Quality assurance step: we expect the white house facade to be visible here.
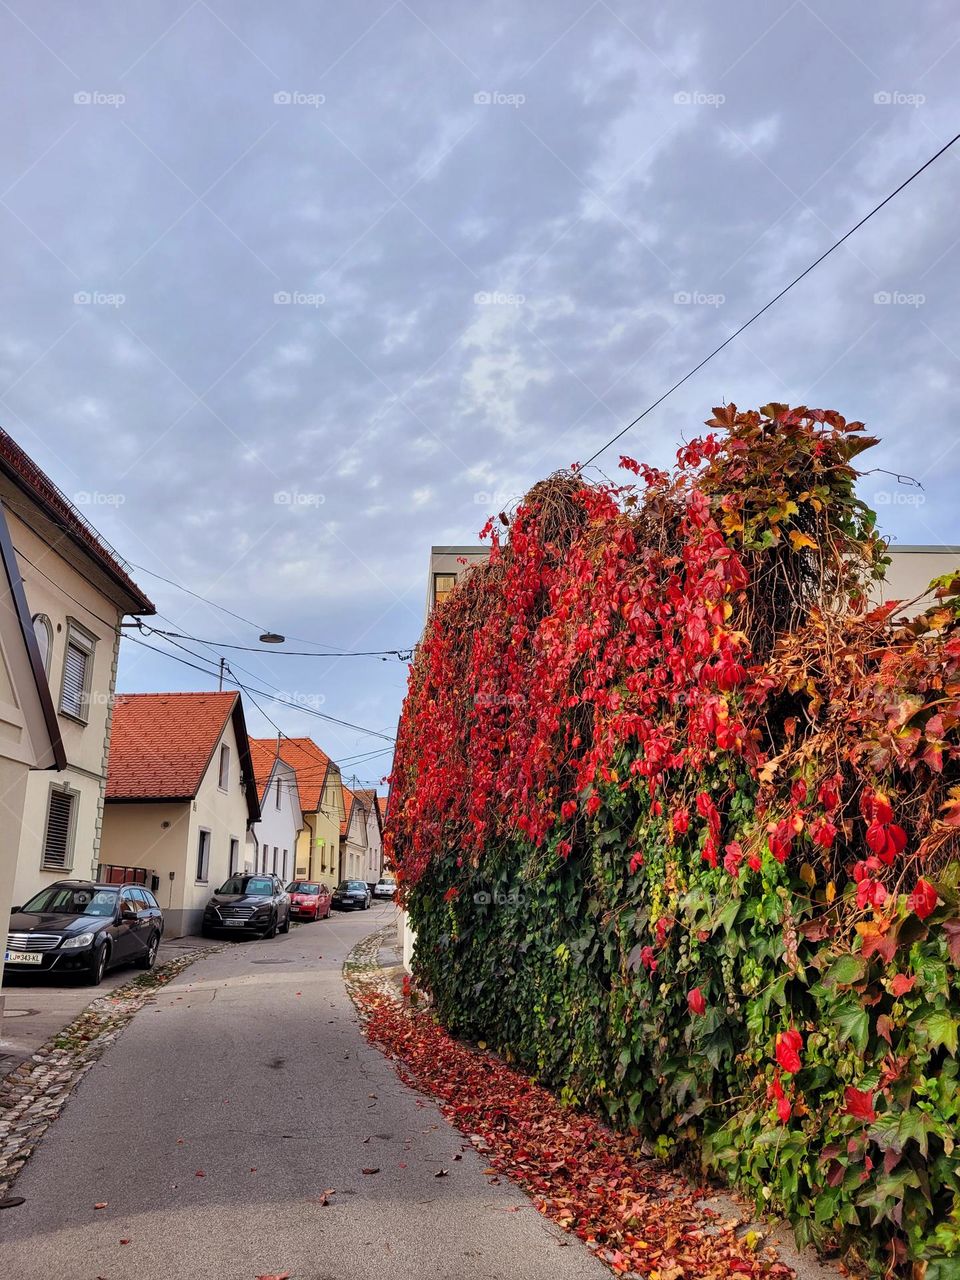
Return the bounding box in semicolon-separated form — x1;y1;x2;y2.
247;739;303;883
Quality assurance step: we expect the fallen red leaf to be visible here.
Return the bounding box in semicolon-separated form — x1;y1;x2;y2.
93;1202;108;1210
361;1167;380;1175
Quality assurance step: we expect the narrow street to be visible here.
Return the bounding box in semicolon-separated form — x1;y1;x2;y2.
0;905;606;1280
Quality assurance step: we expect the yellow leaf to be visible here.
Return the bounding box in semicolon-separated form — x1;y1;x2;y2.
789;530;817;551
799;862;816;887
826;880;836;903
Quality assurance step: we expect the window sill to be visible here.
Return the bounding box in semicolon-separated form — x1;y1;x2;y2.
59;709;90;727
41;864;73;874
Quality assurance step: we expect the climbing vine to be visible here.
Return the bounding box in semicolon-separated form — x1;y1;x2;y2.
387;404;960;1277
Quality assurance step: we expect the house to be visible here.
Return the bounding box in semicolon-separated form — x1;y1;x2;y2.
100;692;261;936
354;788;384;886
0;428;154;911
427;545;489;616
339;785;366;882
271;737;344;884
880;546;960;610
247;738;303;882
0;500;66;1005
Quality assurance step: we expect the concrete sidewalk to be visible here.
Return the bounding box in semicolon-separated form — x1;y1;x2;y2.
0;934;210;1075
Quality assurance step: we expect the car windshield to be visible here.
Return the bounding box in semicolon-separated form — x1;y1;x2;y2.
288;883;319;894
377;880;394;887
19;886;118;918
338;880;366;891
217;876;273;896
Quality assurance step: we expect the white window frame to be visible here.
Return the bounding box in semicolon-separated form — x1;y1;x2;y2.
32;613;53;676
40;783;79;872
218;744;230;792
58;618;97;723
229;837;240;876
196;827;212;883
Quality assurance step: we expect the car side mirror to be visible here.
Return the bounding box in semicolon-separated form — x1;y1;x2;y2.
10;905;22;914
120;908;137;921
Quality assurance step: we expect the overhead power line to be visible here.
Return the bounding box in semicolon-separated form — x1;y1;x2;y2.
125;634;395;742
133;622;412;660
580;129;960;470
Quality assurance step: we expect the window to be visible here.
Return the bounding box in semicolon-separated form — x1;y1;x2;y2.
59;621;96;721
281;849;288;879
218;744;230;791
272;846;278;874
41;786;78;871
196;828;211;882
32;613;53;675
275;777;282;809
229;837;240;876
433;572;457;608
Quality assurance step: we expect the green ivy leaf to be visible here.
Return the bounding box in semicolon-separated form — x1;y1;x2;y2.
833;1000;870;1053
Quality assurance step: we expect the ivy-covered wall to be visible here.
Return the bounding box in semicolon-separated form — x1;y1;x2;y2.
389;406;960;1277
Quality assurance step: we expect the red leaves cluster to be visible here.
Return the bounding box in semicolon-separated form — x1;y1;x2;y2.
359;990;793;1279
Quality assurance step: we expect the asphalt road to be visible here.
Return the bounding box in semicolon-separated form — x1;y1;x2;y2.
0;903;607;1280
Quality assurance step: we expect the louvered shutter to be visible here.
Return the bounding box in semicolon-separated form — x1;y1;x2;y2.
42;790;75;869
61;642;88;718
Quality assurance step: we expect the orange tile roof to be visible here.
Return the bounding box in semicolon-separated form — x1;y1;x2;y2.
0;425;154;614
247;738;284;804
340;784;355;837
273;737;332;813
107;692;240;800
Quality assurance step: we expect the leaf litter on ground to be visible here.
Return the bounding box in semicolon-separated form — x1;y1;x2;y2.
357;989;795;1280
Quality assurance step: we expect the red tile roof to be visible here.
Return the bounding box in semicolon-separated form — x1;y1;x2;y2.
247;738;282;804
107;692;240;800
0;426;154;614
340;784;356;838
273;737;332;813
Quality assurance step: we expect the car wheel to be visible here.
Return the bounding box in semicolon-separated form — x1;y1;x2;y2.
263;912;278;940
137;932;160;970
279;910;290;934
87;943;108;986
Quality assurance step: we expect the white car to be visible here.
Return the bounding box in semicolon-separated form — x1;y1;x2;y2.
373;878;397;899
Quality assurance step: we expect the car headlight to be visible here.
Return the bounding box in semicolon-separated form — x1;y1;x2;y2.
61;932;95;950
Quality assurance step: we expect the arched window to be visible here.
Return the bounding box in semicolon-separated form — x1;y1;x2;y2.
32;613;53;676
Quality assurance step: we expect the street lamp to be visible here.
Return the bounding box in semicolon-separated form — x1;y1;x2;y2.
259;632;285;644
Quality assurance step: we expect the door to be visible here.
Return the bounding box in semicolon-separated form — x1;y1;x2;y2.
130;888;155;955
113;892;141;962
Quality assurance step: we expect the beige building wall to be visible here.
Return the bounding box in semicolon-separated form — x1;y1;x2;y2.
8;511;125;907
101;713;251;936
295;769;344;883
361;802;383;885
880;547;960;613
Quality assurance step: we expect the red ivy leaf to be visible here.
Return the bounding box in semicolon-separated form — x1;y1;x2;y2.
889;973;916;998
844;1086;877;1123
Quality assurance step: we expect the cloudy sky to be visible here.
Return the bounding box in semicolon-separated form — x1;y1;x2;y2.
3;1;959;786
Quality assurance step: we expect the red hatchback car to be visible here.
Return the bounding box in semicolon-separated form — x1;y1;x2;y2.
286;881;332;921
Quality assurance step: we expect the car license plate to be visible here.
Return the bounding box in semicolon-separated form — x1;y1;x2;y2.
5;950;43;965
224;919;246;927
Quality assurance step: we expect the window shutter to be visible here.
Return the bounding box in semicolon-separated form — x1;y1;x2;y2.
61;643;87;717
42;790;75;869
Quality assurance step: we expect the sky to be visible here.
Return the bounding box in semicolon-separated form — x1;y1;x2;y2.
3;1;960;788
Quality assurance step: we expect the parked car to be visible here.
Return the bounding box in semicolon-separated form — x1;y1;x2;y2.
373;877;397;899
6;881;164;985
331;879;371;911
286;881;332;921
202;874;290;938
